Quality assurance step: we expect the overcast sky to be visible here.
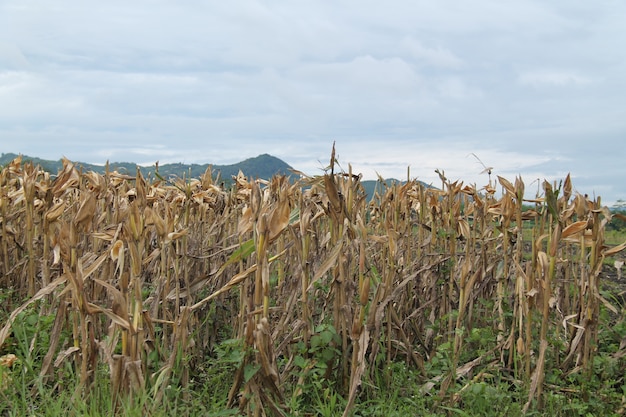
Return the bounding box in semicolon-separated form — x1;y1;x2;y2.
1;1;625;204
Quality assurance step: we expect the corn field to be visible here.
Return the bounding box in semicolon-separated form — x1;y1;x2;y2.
0;148;624;416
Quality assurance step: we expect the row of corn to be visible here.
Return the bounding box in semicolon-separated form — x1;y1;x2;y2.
0;149;623;415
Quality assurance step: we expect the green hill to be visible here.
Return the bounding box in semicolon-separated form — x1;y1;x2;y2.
0;152;438;200
0;152;293;185
361;178;435;201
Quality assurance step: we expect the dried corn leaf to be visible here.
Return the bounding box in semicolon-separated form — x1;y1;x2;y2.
498;175;516;195
603;241;626;256
88;303;133;331
342;327;370;417
45;201;66;223
54;347;80;367
307;240;343;291
190;264;257;311
561;220;588;239
74;191;96;231
268;199;291;242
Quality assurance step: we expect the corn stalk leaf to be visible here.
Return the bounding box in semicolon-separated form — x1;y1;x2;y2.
307;240;343;292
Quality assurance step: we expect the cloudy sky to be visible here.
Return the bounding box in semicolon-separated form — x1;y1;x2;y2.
1;1;625;204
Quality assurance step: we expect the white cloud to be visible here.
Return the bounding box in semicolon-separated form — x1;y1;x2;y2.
518;70;592;87
0;42;30;70
400;37;464;69
293;55;421;98
435;77;482;100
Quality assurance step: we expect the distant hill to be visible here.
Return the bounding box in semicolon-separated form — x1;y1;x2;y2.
361;178;435;201
0;152;293;185
0;152;436;200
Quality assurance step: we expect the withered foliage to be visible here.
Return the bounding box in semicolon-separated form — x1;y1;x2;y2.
0;148;624;415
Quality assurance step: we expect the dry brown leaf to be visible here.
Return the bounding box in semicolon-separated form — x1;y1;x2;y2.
111;240;124;261
457;218;471;240
189;264;257;311
526;288;539;298
54;347;80;368
498;175;516;195
81;252;109;281
307;240;343;292
537;251;549;275
89;303;133;331
166;229;188;243
238;205;254;235
0;354;18;368
342;327;370;417
268;199;291;242
523;339;548;414
74;191;96;231
562;314;583;333
51;158;80;196
516;337;524;355
45;201;66;223
603;240;626;256
561;220;588;239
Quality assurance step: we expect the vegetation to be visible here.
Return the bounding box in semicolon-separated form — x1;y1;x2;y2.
1;146;626;416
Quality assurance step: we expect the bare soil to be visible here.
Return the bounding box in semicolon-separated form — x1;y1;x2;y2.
601;254;626;306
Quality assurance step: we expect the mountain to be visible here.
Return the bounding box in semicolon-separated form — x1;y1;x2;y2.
215;154;293;180
0;152;293;184
0;152;435;200
361;179;396;200
361;178;435;201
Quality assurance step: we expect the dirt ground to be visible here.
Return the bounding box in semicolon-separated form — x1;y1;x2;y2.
601;253;626;306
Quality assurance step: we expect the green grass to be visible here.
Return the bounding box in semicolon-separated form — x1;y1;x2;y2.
606;228;626;247
6;302;625;417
